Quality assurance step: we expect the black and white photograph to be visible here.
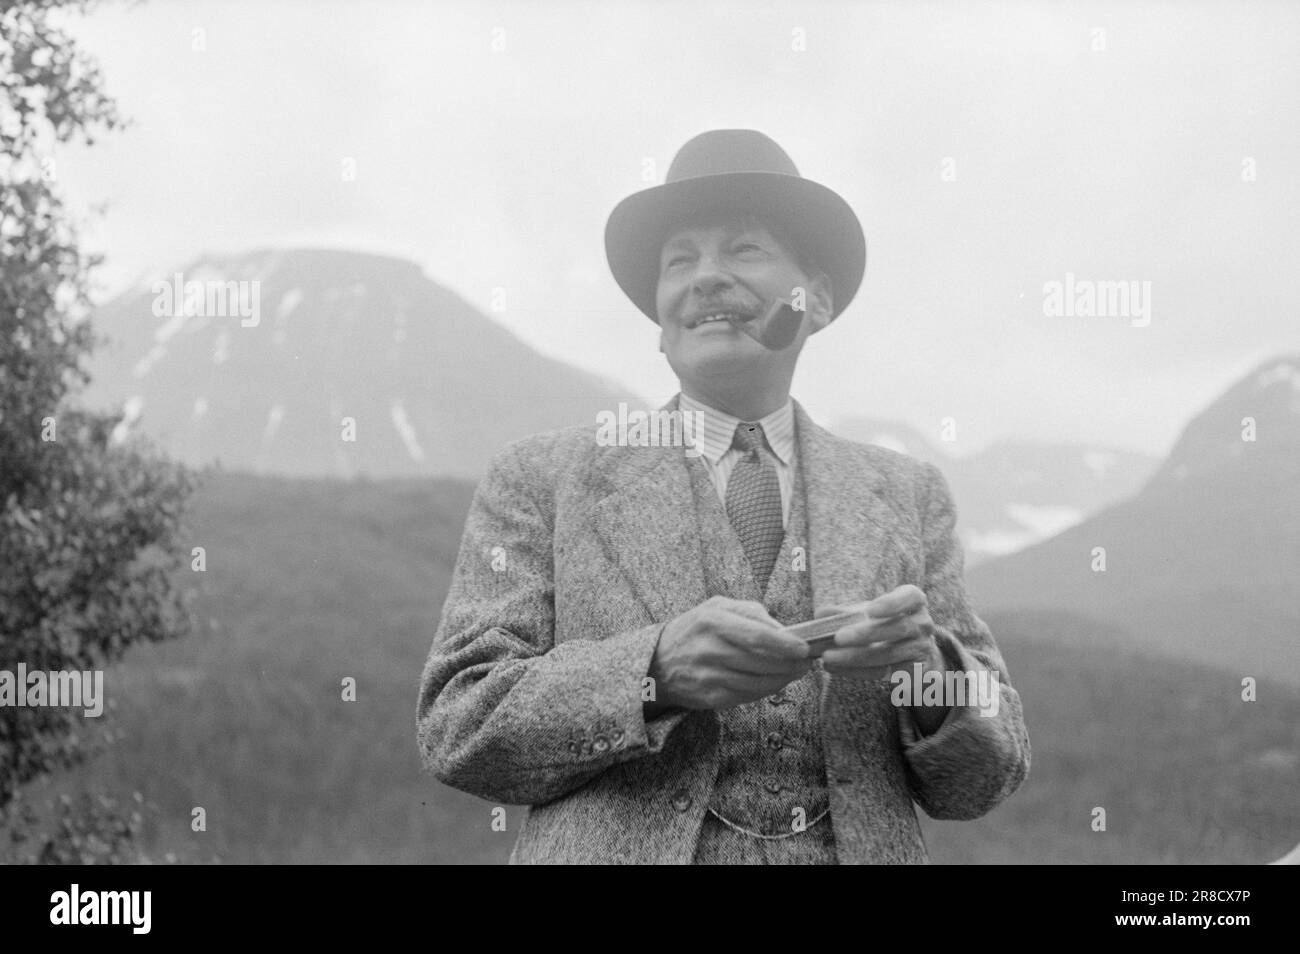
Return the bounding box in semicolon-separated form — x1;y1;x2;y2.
1;0;1297;894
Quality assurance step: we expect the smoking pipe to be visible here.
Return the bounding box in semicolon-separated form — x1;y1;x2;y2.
726;298;805;350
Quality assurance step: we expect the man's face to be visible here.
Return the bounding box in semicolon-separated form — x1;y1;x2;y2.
655;214;831;391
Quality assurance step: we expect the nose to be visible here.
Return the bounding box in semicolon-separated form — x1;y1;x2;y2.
687;248;734;300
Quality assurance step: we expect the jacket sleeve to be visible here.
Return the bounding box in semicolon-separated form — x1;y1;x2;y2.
895;461;1031;820
416;440;691;806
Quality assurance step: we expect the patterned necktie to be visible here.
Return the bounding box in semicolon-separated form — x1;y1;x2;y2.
725;422;784;592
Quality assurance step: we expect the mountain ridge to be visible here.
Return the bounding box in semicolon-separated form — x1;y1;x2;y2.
81;248;639;479
969;353;1300;684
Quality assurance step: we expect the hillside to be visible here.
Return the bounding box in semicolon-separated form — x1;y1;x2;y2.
60;467;516;863
36;471;1297;864
969;354;1300;685
922;609;1300;864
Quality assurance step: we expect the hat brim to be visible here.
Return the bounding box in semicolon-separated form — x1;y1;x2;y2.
605;171;865;324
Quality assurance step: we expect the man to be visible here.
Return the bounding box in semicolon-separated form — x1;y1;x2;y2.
417;129;1030;864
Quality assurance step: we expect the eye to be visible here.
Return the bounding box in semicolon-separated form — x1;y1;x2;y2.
733;241;765;254
663;254;691;270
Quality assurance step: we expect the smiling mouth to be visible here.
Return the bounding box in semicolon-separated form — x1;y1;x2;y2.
685;310;755;329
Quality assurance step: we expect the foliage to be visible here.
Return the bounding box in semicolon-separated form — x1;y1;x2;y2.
1;0;194;861
3;787;175;864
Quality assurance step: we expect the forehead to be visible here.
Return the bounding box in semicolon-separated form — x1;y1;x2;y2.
660;212;780;248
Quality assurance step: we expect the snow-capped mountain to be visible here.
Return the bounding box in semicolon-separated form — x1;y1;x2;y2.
834;416;1158;566
1145;355;1300;489
968;354;1300;684
79;249;634;478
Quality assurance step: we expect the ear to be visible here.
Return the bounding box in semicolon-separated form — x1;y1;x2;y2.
803;270;834;333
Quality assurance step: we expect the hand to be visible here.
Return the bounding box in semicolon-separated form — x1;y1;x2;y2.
646;595;812;713
816;585;941;680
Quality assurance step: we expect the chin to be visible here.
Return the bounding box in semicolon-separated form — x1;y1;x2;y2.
677;346;767;380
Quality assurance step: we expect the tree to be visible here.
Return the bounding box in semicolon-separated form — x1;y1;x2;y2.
1;0;195;863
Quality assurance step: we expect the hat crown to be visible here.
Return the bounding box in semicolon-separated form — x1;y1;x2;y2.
665;129;800;183
605;128;866;324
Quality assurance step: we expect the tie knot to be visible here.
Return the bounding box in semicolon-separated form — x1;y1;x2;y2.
732;422;768;455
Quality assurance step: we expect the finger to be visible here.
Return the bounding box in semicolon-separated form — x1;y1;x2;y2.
871;632;936;663
832;613;928;648
820;633;934;670
715;613;810;660
867;584;927;619
723;659;815;683
706;646;813;676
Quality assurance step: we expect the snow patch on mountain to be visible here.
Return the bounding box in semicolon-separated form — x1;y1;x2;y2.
965;527;1043;558
1255;361;1300;393
133;344;166;378
276;288;304;321
261;405;285;446
390;400;426;463
1006;503;1084;537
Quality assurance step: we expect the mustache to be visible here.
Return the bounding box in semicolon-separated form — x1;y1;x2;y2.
680;297;806;350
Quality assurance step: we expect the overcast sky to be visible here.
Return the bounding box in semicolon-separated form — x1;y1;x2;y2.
56;0;1300;457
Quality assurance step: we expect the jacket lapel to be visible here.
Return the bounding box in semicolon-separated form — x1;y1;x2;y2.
795;399;912;855
591;395;902;626
591;396;710;624
793;399;901;611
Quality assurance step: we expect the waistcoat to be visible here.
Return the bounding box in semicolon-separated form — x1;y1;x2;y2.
684;453;830;836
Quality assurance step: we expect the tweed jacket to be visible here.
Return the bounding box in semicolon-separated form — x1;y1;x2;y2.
417;396;1030;864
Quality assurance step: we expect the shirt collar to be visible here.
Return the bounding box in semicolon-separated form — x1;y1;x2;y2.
678;392;796;466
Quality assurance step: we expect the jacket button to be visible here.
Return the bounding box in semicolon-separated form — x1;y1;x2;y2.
767;692;787;706
671;789;692;812
593;735;610;753
763;777;782;795
765;731;784;750
611;729;624;744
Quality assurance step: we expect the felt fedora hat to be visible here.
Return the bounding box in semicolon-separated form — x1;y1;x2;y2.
605;129;865;324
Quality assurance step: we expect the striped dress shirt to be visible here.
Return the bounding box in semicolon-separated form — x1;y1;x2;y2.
678;392;797;528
